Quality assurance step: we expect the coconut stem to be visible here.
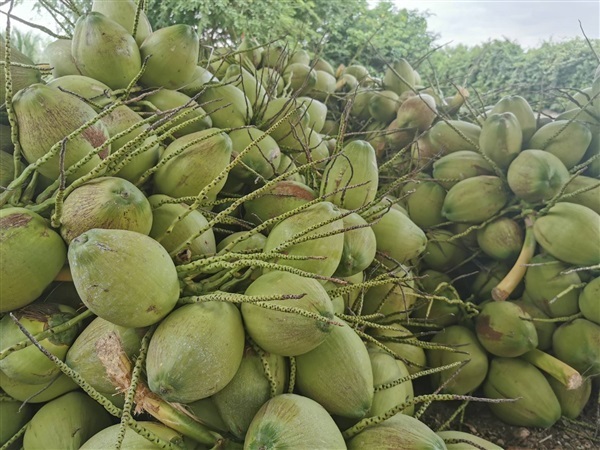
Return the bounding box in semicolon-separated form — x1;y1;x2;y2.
179;291;305;305
374;360;464;392
492;215;536;301
116;327;154;449
342;393;515;439
520;349;583;390
251;341;280;398
287;356;296;393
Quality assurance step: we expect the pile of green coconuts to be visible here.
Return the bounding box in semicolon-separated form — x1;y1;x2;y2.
0;1;599;448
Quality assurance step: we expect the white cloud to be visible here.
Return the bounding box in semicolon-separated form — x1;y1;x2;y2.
387;0;600;48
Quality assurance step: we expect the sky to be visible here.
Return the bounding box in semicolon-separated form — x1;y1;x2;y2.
391;0;600;48
2;0;600;49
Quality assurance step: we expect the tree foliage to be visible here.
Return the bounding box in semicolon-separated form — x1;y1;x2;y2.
12;0;600;112
424;37;600;111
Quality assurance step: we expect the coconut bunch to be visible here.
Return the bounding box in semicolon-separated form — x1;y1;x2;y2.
0;4;495;450
1;0;599;448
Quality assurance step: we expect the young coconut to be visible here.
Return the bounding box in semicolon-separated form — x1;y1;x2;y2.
241;271;336;356
23;391;113;450
212;343;288;439
72;12;142;90
295;320;374;418
0;207;67;312
68;228;180;328
59;177;153;244
0;303;80;384
12;84;111;182
244;394;346;450
146;301;245;403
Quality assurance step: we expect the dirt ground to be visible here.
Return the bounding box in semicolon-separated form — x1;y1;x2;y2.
420;384;600;450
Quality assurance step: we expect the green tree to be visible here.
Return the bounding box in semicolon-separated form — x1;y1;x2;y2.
425;37;600;111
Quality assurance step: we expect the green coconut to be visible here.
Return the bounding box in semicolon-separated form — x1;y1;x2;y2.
309;70;337;102
347;413;446;450
422;229;468;272
59;177;152;244
0;370;78;404
362;268;418;320
428;325;489;395
13;83;110;182
368;90;401;124
402;178;447;228
476;217;524;261
547;375;592;420
0;208;67;312
43;39;81;78
579;277;600;324
412;270;465;327
146;301;245;403
243;180;316;230
81;421;186;449
23;391;113;450
368;323;427;375
475;301;538;357
432;150;495;190
256;67;284;97
506;149;570;203
258;97;310;146
244;394;345;450
68;228;180;328
524;254;582;318
528;120;592;169
558;175;600;214
368;206;427;264
72;12;141;90
46;75;115;111
224;65;269;108
295;320;373;418
367;347;414;417
298;97;328;133
212;343;288;439
334;211;377;277
428;120;481;154
483;358;561;428
153;128;233;203
349;89;374;120
91;0;153;45
228;126;281;183
263;201;345;279
511;300;556;351
0;36;42;105
533;203;600;266
148;194;216;261
0;304;79;384
383;59;415;96
0;400;33;446
139;24;199;89
282;63;318;96
145;89;213;137
442;176;509;224
242;271;336;356
490;95;537;144
480;112;522;170
180;65;219;96
395;93;437;131
65;317;144;403
198;84;252;129
552;318;600;377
